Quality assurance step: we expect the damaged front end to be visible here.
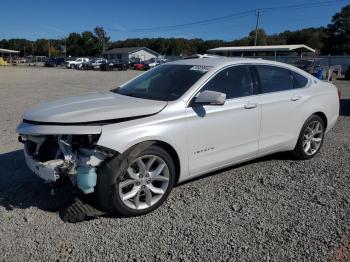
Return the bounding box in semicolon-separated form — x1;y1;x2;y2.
19;134;114;194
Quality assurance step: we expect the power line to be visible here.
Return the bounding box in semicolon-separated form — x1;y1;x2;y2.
107;10;254;32
105;0;349;33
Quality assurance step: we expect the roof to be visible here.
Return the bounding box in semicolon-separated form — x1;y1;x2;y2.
169;57;277;67
103;47;160;56
0;48;20;54
208;44;315;53
168;57;310;74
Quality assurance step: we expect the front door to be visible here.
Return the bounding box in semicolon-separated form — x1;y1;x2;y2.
186;65;260;176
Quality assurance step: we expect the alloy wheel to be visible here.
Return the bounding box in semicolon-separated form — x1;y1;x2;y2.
118;155;170;210
302;120;324;156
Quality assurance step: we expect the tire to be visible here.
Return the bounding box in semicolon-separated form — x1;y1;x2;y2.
292;115;325;160
96;143;175;216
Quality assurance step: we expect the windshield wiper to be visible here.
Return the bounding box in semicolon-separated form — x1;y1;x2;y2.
111;86;121;92
111;87;141;98
120;93;140;98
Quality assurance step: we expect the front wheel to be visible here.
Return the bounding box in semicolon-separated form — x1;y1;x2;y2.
292;115;325;160
96;144;175;216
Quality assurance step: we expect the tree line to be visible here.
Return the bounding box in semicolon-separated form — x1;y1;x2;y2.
1;5;349;57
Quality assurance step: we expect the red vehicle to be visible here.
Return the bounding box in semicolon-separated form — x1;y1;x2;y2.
133;63;144;70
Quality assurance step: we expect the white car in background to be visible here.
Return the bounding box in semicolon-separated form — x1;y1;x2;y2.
91;58;107;69
144;57;166;69
17;58;339;217
65;57;89;69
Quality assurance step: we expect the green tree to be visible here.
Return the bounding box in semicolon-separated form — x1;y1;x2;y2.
35;39;49;56
66;33;82;56
81;31;98;56
249;29;268;46
94;27;110;55
323;4;350;54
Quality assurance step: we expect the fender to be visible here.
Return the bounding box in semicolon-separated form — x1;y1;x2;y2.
97;105;190;180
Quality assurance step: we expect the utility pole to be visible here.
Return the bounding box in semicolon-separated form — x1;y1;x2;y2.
64;39;67;59
102;38;105;56
254;10;261;47
48;40;50;57
62;37;67;59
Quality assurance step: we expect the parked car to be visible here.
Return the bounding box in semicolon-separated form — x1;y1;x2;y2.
91;58;107;69
45;57;65;67
78;59;107;70
143;58;166;70
77;61;93;70
100;60;129;71
114;60;130;71
345;66;350;80
16;57;27;63
133;62;145;70
65;57;89;69
129;57;142;67
17;58;339;217
99;60;113;71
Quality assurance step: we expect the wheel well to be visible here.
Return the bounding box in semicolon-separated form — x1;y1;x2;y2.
153;141;181;184
313;112;328;129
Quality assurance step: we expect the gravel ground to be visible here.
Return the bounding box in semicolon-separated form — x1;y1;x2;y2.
0;67;350;261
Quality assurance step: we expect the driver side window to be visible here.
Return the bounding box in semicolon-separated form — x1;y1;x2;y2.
201;65;253;99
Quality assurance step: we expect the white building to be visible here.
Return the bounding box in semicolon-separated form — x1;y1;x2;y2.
103;47;160;61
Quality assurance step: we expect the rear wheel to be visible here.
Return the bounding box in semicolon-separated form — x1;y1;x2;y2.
292;115;325;160
96;144;175;216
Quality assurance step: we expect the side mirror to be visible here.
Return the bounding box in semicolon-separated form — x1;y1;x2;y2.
194;90;226;106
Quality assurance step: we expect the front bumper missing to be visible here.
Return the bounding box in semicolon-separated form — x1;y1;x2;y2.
24;149;63;182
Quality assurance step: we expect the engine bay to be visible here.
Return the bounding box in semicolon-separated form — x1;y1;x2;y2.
19;134;114;194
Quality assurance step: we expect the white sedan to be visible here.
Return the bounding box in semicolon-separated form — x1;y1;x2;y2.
17;58;339;216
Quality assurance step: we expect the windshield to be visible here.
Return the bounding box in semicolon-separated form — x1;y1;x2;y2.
113;64;209;101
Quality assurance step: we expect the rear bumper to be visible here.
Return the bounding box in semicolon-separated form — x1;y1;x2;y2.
326;113;339;134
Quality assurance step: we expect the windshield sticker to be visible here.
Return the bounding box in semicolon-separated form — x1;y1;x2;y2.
189;65;212;73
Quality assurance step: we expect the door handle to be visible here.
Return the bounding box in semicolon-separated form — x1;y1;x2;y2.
244;103;257;109
291;95;302;101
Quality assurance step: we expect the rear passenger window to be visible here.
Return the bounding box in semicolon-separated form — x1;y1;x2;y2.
257;65;293;93
201;65;253;99
291;71;309;89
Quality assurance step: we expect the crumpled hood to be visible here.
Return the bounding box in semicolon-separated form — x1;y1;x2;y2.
23;91;167;124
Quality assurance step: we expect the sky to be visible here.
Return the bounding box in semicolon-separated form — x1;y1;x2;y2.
1;0;348;41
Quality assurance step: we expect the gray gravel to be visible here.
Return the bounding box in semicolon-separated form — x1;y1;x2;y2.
1;67;350;261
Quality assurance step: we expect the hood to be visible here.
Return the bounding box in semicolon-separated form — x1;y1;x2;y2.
23;91;167;124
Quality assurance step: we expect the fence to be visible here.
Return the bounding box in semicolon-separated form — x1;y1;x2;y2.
243;55;350;74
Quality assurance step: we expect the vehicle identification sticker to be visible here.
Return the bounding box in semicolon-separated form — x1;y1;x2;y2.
189;65;212;72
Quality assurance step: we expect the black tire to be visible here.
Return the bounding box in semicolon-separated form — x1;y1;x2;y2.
96;143;175;216
292;115;325;160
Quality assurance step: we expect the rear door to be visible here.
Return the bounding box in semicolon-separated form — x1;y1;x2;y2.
254;65;306;154
186;65;260;176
